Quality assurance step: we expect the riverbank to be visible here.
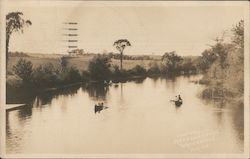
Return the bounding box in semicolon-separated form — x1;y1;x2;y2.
6;53;202;104
6;74;149;104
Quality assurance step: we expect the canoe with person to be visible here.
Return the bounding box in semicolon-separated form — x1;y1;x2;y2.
94;102;109;113
170;95;183;106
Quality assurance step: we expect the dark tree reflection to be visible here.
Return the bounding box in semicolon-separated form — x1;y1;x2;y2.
35;85;80;106
230;101;244;145
7;84;81;118
82;83;109;101
132;77;146;84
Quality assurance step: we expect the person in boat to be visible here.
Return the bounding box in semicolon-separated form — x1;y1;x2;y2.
171;95;183;106
178;95;182;102
95;103;102;113
175;95;183;106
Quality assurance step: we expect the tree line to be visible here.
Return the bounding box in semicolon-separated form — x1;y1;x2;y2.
199;20;244;99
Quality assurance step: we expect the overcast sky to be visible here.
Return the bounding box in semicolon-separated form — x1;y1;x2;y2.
5;1;245;56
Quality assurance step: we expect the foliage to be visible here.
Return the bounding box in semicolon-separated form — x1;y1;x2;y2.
111;65;126;79
13;58;33;82
129;65;147;76
81;71;91;82
161;51;183;74
198;49;218;71
13;59;82;88
147;62;161;76
179;58;197;74
60;56;68;71
88;55;112;82
223;20;244;95
6;12;32;64
68;67;82;83
201;20;244;97
32;63;59;87
231;20;244;48
113;39;131;70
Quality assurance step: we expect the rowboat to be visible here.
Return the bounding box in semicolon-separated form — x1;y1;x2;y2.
175;100;183;106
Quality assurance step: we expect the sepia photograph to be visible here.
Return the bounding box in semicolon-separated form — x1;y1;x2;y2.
0;0;249;158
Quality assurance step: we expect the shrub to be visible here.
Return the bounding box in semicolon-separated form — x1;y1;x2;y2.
13;58;33;82
147;62;161;75
129;65;147;76
60;56;68;71
88;55;111;82
66;67;82;83
161;51;183;75
32;63;58;87
81;70;91;82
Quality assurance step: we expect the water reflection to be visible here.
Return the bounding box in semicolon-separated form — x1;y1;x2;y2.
229;101;244;148
6;75;244;154
82;83;109;101
131;77;146;84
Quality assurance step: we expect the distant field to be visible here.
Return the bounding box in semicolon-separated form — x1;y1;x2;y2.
111;59;158;70
8;53;160;73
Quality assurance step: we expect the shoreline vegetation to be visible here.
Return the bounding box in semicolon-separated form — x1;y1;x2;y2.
6;11;244;106
7;52;201;102
199;20;244;105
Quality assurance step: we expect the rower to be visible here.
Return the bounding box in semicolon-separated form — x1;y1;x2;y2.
178;95;182;102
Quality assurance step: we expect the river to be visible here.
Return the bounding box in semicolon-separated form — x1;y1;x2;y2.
6;75;244;154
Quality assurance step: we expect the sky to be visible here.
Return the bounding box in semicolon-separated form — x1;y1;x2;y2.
4;1;245;56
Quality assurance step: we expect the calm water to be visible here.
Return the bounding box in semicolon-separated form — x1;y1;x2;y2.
6;75;244;154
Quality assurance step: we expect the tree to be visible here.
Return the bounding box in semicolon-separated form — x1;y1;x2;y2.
88;55;111;82
32;63;58;87
129;65;147;76
180;58;196;74
200;20;244;96
199;49;217;71
6;12;32;64
60;56;68;71
161;51;182;74
13;58;33;82
231;20;244;49
113;39;131;70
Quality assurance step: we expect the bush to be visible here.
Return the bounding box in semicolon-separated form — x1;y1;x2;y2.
88;55;111;82
147;62;161;76
179;58;197;74
161;51;183;75
129;65;147;76
110;65;129;79
81;70;90;82
66;67;82;83
32;63;58;87
60;56;68;71
13;58;33;82
200;20;244;98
